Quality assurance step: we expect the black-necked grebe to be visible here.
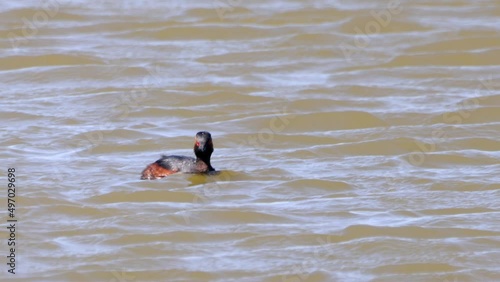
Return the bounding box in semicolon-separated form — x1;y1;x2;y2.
141;131;215;180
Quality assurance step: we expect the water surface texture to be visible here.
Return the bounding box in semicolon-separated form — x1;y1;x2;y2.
1;0;500;281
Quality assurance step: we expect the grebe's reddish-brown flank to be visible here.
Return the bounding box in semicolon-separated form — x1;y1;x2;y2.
141;131;215;180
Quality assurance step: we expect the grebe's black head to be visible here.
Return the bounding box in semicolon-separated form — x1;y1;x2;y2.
194;131;213;160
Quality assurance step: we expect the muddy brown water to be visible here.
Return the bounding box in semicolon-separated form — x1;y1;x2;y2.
1;1;500;281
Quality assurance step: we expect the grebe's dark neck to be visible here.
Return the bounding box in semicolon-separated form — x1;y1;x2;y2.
196;157;214;171
194;145;214;171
